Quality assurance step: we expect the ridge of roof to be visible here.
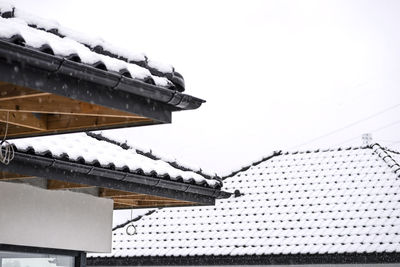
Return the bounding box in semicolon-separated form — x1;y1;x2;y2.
371;143;400;178
86;132;221;182
112;209;160;232
0;1;185;91
222;145;380;180
222;150;282;180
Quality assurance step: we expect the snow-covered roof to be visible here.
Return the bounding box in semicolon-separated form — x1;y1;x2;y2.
0;2;184;91
90;132;218;180
11;133;222;189
89;144;400;262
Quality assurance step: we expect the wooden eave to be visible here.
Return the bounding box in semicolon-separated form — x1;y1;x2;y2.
0;172;195;209
0;40;204;139
0;82;155;138
0;152;230;209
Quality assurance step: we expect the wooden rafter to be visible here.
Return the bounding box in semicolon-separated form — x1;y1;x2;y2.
0;172;35;180
0;82;51;102
0;94;144;118
47;180;94;190
0;111;47;131
99;188;138;198
1;115;152;138
113;200;194;209
114;198;188;204
0;81;159;138
0;174;196;209
46;114;150;131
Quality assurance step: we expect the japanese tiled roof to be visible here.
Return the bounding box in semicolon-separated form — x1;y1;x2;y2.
0;2;185;92
90;144;400;259
11;132;222;189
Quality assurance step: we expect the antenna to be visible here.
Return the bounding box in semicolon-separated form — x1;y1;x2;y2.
362;133;372;146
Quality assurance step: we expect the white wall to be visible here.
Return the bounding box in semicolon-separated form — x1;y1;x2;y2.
0;181;113;253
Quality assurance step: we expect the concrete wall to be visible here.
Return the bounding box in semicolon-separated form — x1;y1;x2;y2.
0;181;113;253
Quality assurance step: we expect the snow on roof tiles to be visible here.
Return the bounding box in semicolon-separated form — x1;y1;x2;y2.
90;144;400;258
0;1;184;91
11;133;221;189
90;131;218;180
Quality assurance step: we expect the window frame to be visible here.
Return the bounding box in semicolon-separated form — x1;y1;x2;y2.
0;244;86;267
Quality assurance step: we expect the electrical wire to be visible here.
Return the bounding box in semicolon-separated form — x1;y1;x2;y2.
336;118;400;146
126;208;137;236
290;103;400;149
0;111;14;165
374;139;400;144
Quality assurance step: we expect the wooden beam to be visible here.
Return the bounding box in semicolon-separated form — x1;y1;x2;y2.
0;172;36;180
0;94;143;118
114;203;137;209
0;92;51;102
3;115;152;138
99;188;140;198
0;82;159;138
114;199;139;206
113;194;182;201
113;199;194;209
100;188;184;202
47;180;94;190
0;123;40;137
113;198;190;205
0;83;51;101
0;111;47;131
46;114;150;131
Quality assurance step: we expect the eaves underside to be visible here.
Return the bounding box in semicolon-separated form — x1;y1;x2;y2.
0;151;230;208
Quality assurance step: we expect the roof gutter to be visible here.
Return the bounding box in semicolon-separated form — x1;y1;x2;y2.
87;252;400;266
0;40;205;111
0;152;231;205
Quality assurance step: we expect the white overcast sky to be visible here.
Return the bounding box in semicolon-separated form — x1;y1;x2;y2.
11;0;400;175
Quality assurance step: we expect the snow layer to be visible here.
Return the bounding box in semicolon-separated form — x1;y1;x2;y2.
148;60;173;74
0;1;12;14
90;146;400;258
7;2;172;74
0;16;164;84
0;2;178;88
11;133;220;188
14;8;59;30
97;131;217;178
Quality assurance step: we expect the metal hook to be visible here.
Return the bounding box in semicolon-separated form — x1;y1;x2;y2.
126;224;137;236
126;207;137;236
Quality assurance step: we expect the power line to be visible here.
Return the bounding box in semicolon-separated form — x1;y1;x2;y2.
336;118;400;146
374;139;400;144
291;102;400;149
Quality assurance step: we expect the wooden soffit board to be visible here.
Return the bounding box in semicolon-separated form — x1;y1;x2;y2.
0;81;158;138
0;171;196;209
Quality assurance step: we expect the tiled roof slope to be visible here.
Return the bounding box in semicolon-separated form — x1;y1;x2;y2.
11;133;222;189
88;132;219;181
90;144;400;259
0;2;185;91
